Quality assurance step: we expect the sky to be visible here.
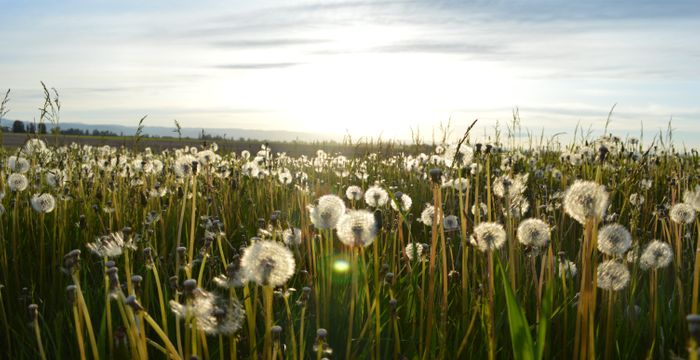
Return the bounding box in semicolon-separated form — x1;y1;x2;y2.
1;0;699;146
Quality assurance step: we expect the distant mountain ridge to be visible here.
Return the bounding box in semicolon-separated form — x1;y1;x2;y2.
0;119;342;142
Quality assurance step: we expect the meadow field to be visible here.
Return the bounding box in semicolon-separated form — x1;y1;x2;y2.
1;122;699;360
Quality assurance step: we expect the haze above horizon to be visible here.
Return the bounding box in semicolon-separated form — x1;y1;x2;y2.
1;0;699;145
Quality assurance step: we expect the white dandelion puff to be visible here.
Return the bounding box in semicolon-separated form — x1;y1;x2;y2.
557;259;578;279
283;228;303;246
443;215;459;232
563;180;609;225
31;193;56;213
174;155;198;177
669;203;696;225
345;185;363;201
470;222;507;252
364;185;389;207
597;223;633;256
7;173;29;192
639;240;673;270
405;242;427;261
683;185;700;212
336;210;378;248
308;195;346;229
240;240;295;287
517;218;551;248
597;260;630;291
419;204;439;226
86;232;135;258
390;192;413;212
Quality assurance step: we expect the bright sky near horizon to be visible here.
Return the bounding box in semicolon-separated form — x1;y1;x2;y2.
1;0;699;145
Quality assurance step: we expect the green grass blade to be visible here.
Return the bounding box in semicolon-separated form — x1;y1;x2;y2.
498;257;534;360
536;282;553;360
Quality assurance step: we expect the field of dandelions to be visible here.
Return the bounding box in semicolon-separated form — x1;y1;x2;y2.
2;129;700;359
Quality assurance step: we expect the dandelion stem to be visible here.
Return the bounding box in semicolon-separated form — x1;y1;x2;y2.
32;316;47;360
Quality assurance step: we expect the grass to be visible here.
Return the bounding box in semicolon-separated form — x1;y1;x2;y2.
0;120;699;359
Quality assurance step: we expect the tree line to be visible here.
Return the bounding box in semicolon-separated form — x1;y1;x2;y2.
3;120;118;137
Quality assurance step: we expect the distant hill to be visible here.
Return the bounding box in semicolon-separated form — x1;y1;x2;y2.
0;119;342;142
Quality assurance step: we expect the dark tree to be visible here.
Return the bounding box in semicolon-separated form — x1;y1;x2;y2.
38;123;47;134
27;123;36;134
11;120;25;133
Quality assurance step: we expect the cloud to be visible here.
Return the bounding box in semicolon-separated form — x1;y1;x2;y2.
210;38;329;49
214;62;302;69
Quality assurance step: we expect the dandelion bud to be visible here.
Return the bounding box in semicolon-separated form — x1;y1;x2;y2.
485;144;493;153
257;218;266;229
183;279;197;297
124;295;143;313
121;227;132;236
598;146;609;162
687;314;700;342
176;246;187;264
143;247;154;266
28;304;39;322
169;276;179;292
429;168;442;183
270;210;281;223
316;328;328;340
78;215;86;229
271;325;283;341
105;260;116;269
63;249;81;273
107;267;120;291
389;298;398;310
66;285;77;306
384;272;394;285
131;275;143;294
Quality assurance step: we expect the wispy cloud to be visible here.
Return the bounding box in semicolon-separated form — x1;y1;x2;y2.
215;62;303;69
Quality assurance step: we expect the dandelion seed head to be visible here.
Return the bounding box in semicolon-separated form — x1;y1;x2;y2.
308;195;346;229
345;185;363;201
6;156;30;173
471;222;506;252
364;185;388;207
443;143;474;167
7;173;29;192
517;218;551;248
493;173;528;199
404;242;427;261
629;193;645;206
563;180;609;224
683;185;700;211
390;192;412;212
336;210;378;248
31;193;56;213
670;203;696;225
443;215;459;231
283;227;302;246
86;232;135;258
597;223;632;256
557;259;577;279
639;240;673;270
22;139;47;156
240;240;295;287
597;260;630;291
174;154;198;177
419;204;438;226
